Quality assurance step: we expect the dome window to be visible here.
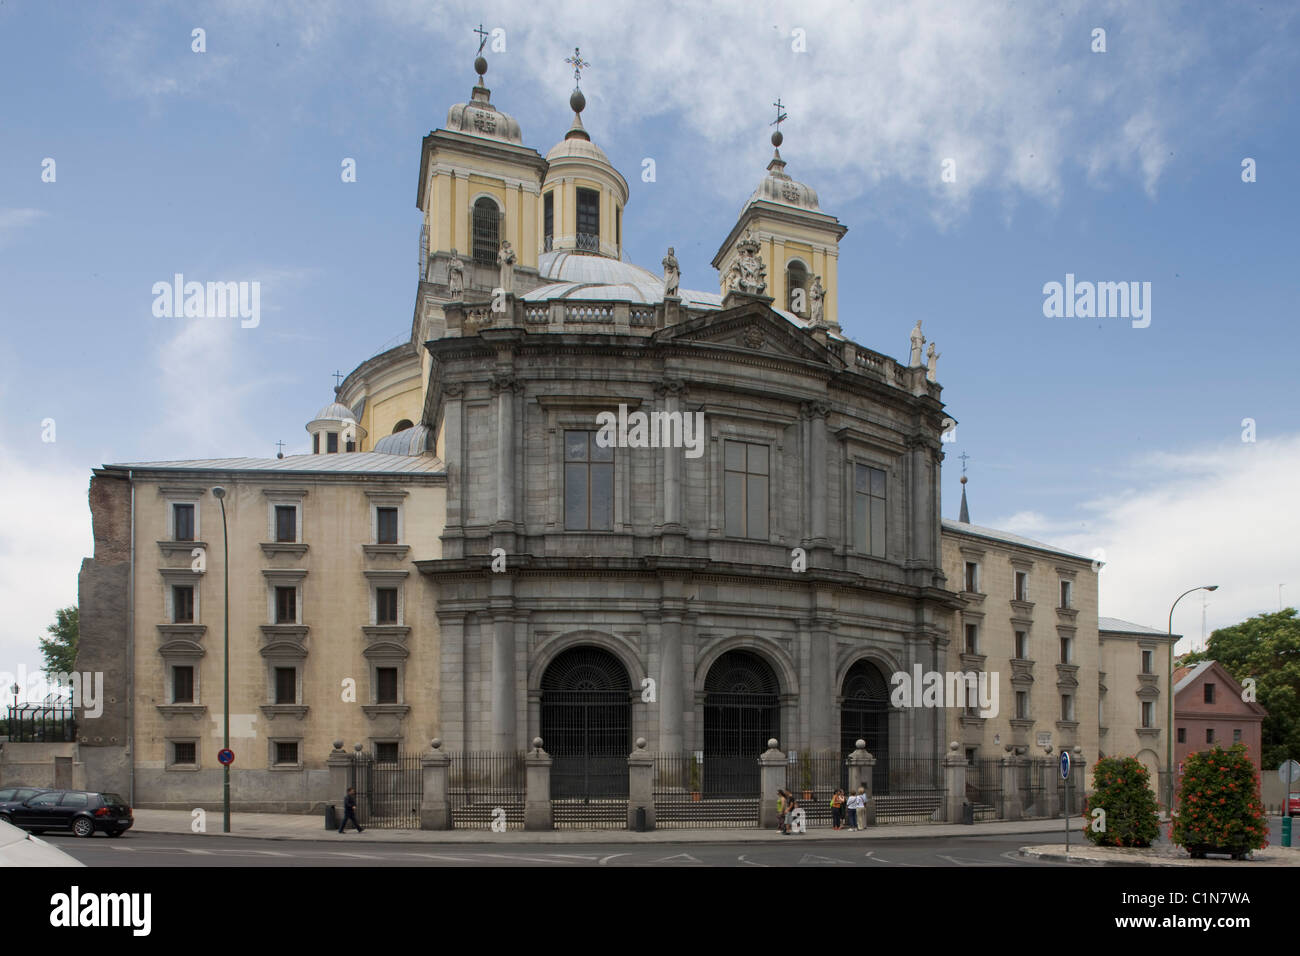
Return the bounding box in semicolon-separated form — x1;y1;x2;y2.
312;433;320;454
326;432;339;453
787;260;809;316
576;188;600;252
543;192;554;252
392;419;414;434
472;197;501;266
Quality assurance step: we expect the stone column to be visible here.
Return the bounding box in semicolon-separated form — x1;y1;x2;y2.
492;372;517;528
805;401;830;547
659;611;684;753
1001;752;1023;821
420;738;452;830
524;737;553;831
759;739;787;829
943;741;966;824
326;740;353;816
658;379;685;538
808;617;833;752
491;610;516;752
1043;749;1062;818
846;740;877;826
627;738;655;830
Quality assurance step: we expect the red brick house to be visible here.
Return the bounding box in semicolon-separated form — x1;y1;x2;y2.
1173;660;1267;777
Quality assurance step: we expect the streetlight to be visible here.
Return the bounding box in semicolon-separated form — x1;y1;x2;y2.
1167;584;1219;809
9;682;17;736
212;485;231;834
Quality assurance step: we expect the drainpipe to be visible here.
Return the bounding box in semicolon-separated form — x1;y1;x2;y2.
127;470;135;806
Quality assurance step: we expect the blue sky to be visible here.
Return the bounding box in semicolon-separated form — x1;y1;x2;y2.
1;0;1297;671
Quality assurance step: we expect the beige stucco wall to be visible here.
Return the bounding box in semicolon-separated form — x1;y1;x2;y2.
1099;631;1170;789
130;472;444;808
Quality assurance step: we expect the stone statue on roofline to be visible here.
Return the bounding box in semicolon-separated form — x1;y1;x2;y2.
662;247;680;298
926;341;940;382
909;320;925;367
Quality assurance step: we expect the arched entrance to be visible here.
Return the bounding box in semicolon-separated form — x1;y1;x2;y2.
840;659;890;793
704;650;780;795
540;646;631;798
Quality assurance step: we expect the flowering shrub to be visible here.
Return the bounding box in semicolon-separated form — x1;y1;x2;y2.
1081;756;1161;847
1170;744;1268;856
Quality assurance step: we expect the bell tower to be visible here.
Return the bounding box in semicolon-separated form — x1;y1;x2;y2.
712;101;848;330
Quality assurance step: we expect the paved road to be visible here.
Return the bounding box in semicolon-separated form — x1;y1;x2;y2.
54;830;1066;867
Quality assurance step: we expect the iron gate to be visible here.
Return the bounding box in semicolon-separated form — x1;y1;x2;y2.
347;754;423;829
703;650;780;797
840;660;890;795
652;753;760;829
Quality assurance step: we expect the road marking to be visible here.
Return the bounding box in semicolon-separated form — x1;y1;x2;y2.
647;853;704;865
405;852;477;862
478;853;582;864
737;855;769;866
250;849;291;857
184;848;214;855
598;853;631;865
331;852;384;860
548;853;600;860
109;845;136;851
936;853;991;866
864;851;891;863
798;853;855;866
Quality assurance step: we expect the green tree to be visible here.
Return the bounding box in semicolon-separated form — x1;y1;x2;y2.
38;605;79;678
1082;756;1161;847
1183;608;1299;769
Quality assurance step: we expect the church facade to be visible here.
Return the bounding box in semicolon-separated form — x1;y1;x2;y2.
74;55;1166;811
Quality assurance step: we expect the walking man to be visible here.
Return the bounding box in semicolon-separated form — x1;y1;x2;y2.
339;786;364;833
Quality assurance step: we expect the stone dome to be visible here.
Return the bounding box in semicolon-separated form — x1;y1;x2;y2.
523;251;721;309
373;424;433;456
545;117;612;165
313;402;357;423
748;151;820;210
445;84;523;145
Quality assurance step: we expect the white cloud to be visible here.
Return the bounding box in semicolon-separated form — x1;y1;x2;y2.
991;434;1300;653
0;208;46;248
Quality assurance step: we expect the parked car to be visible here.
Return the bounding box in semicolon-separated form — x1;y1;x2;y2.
1287;794;1300;815
1;789;132;838
0;785;49;812
0;817;84;866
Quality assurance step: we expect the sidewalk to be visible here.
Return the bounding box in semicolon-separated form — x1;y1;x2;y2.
133;809;1071;844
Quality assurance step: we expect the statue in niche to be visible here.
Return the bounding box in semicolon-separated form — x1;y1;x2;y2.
497;240;516;294
662;247;680;298
447;249;464;297
909;320;926;367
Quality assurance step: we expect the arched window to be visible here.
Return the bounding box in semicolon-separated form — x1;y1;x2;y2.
540;646;631;799
392;419;414;434
472;197;500;266
786;260;809;315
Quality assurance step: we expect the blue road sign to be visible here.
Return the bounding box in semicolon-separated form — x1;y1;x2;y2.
1059;751;1071;779
218;748;235;766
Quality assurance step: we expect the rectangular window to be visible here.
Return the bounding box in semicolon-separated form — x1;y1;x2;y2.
275;586;296;624
564;430;614;531
172;585;194;624
376;588;398;625
1016;691;1028;719
1061;694;1074;721
615;206;621;252
1059;580;1072;609
172;666;194;704
274;667;297;705
1206;728;1214;744
964;623;978;655
1177;727;1186;744
376;667;398;704
852;464;886;556
275;505;296;543
543;191;554;249
173;741;196;765
725;441;770;539
576;187;600;250
1141;649;1154;674
1014;631;1028;659
1233;728;1242;743
1203;683;1215;704
1141;701;1154;728
375;742;399;763
1014;571;1028;601
326;432;339;454
274;741;298;765
1060;637;1072;664
376;507;399;544
173;503;195;541
313;433;320;454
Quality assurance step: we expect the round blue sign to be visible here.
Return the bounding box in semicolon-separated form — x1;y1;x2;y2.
218;748;235;766
1059;751;1071;779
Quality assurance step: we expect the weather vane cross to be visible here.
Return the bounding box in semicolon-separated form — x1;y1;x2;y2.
565;46;590;88
275;440;286;457
474;23;490;54
958;451;971;475
333;369;344;388
771;97;787;130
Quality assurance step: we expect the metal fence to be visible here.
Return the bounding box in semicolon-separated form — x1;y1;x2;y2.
1020;758;1049;817
347;754;423;830
449;751;527;830
783;752;844;828
966;758;1003;821
5;705;76;743
874;755;946;824
652;753;760;829
1056;762;1085;817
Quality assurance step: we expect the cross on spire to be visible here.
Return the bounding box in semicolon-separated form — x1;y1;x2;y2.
565;46;590;88
958;451;971;475
275;440;286;458
332;369;344;388
771;97;787;130
474;23;490;54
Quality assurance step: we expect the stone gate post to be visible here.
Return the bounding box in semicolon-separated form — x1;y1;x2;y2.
627;737;655;830
420;738;452;830
943;741;966;824
524;737;553;831
759;739;787;829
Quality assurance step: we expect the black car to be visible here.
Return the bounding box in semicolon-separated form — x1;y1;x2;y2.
2;789;133;837
0;786;49;813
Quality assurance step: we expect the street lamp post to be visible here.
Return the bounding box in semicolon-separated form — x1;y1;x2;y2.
1167;584;1219;809
213;485;231;833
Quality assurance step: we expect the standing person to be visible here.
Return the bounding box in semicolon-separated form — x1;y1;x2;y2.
855;784;869;830
831;788;846;830
845;788;860;831
775;788;787;834
338;786;364;834
786;796;801;834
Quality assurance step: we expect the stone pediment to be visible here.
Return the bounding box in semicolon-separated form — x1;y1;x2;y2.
655;300;842;367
